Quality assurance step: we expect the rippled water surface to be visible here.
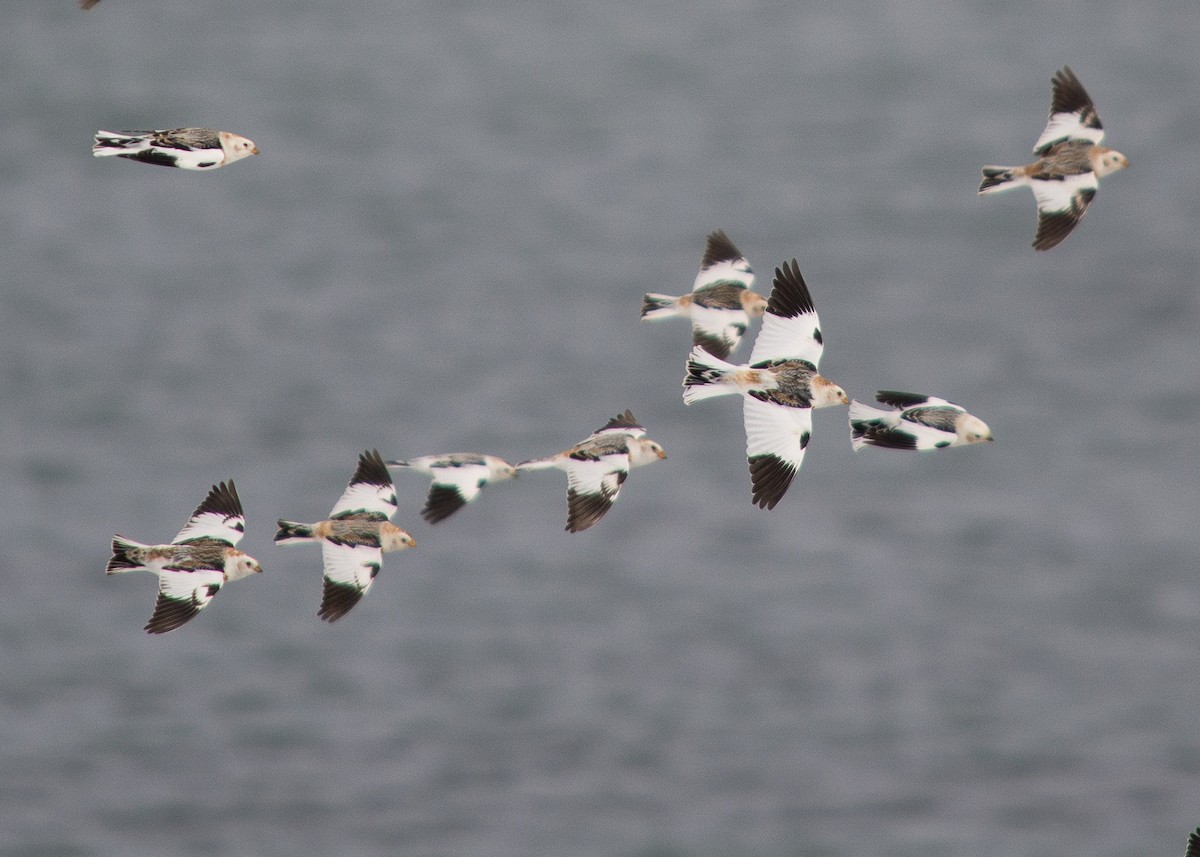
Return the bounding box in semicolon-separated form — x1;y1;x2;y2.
3;1;1200;855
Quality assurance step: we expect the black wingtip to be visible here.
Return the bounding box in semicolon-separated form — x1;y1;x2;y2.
193;480;243;521
318;578;366;623
700;229;744;268
748;454;797;511
422;485;467;524
595;409;642;434
349;449;392;489
767;258;816;318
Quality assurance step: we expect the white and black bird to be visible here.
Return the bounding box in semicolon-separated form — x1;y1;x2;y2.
517;409;667;533
92;128;259;171
849;391;993;451
385;453;517;524
978;65;1128;250
275;450;415;623
641;229;768;360
106;480;262;634
683;258;848;510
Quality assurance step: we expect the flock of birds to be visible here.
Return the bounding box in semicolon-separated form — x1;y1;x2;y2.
94;48;1129;648
81;7;1200;851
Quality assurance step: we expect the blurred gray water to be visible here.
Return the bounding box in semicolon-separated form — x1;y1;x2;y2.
3;1;1200;855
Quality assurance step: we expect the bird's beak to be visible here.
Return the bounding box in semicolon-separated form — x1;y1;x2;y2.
251;146;260;155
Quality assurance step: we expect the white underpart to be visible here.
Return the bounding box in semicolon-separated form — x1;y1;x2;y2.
694;260;754;291
566;454;626;501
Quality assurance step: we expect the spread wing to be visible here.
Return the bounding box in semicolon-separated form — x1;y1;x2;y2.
743;396;812;510
421;461;491;524
1033;66;1105;154
318;541;383;622
172;480;245;547
693;229;754;291
748;259;824;368
330;449;397;520
563;450;628;532
1031;173;1097;250
144;568;225;634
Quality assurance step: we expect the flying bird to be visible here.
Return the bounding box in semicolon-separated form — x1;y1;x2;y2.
978;65;1128;250
92;128;259;171
385;453;517;524
517;409;666;532
849;391;993;451
106;480;262;634
641;229;768;360
275;450;415;622
683;258;848;510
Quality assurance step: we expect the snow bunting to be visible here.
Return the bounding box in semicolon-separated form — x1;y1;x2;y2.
385;453;517;524
106;480;262;634
92;128;259;171
641;229;768;360
683;258;848;510
849;391;993;451
517;409;666;533
275;450;414;623
978;65;1128;250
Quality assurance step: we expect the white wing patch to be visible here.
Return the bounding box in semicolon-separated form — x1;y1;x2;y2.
743;396;811;470
321;541;382;596
330;480;397;520
748;308;823;368
1031;171;1097;215
1033;111;1105;154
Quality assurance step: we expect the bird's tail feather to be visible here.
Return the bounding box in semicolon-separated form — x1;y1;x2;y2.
92;131;149;156
640;294;679;320
682;347;741;404
106;536;148;574
847;400;893;450
274;520;316;544
978;166;1021;194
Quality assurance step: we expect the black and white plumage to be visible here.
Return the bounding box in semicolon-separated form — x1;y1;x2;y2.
978;66;1128;250
516;409;667;533
106;480;262;634
92;128;259;171
275;450;415;623
683;258;848;510
641;230;768;360
385;453;517;524
849;391;993;451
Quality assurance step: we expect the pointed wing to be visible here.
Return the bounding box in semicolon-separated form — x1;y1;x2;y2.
144;568;225;634
748;259;824;368
421;461;491;524
563;450;628;532
590;409;645;439
318;541;383;622
874;390;936;409
743;396;812;510
173;481;245;546
1187;828;1200;857
330;449;397;520
1030;174;1097;250
689;304;749;360
694;229;754;291
1034;66;1105;154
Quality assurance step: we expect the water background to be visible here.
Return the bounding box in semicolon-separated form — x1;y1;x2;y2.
3;1;1200;855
